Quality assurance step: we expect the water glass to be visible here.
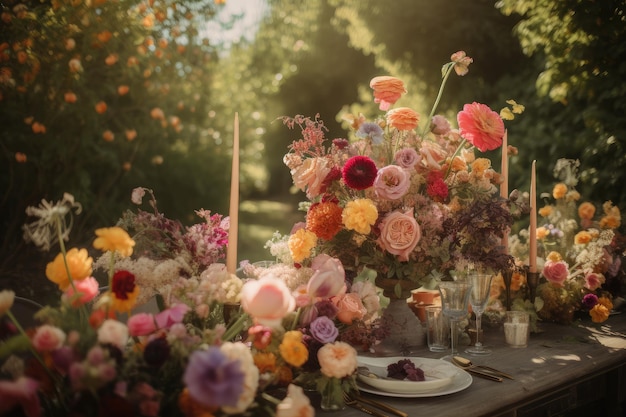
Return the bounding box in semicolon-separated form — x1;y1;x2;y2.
426;305;449;352
504;311;530;348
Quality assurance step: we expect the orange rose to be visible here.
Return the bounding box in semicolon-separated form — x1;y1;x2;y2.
386;107;419;131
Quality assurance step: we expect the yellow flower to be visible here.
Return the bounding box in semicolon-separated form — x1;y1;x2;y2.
279;330;308;367
536;226;550;240
45;248;93;290
598;296;613;311
93;227;135;257
574;231;592;245
288;229;318;263
590;303;610;323
470;158;491;174
538;205;553;217
546;251;562;262
342;198;378;234
552;183;567;199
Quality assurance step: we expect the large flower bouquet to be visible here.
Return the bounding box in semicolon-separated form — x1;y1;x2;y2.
282;52;524;294
507;158;624;324
0;190;379;417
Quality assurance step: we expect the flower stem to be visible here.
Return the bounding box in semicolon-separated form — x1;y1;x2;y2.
221;311;248;342
420;62;454;138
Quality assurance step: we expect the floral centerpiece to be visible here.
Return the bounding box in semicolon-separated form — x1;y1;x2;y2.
506;158;624;324
281;52;522;290
1;190;381;416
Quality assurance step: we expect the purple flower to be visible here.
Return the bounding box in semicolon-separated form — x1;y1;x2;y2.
309;316;339;344
183;348;245;408
582;293;599;310
356;122;384;144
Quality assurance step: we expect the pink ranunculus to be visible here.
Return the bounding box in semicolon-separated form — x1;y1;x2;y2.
374;165;410;200
333;293;366;325
0;376;41;417
276;384;315;417
317;341;358;379
377;208;421;261
307;255;346;299
291;157;331;199
97;319;129;349
155;303;190;329
127;313;157;336
584;272;605;291
32;324;66;352
241;276;296;328
457;102;505;152
542;260;569;287
63;276;100;306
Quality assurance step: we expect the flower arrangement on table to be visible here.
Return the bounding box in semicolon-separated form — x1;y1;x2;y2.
505;158;624;324
1;189;384;417
280;51;525;297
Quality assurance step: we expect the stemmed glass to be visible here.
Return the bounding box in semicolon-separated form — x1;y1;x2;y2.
465;273;494;355
437;281;472;361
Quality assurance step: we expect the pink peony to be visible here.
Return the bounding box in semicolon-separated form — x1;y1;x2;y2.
374;165;411;200
32;324;66;352
317;341;358;378
241;276;296;328
457;102;504;152
307;255;346;299
332;293;366;325
377;208;421;261
127;313;157;336
542;260;569;287
63;276;100;306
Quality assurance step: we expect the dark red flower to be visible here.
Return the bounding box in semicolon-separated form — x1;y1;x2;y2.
342;156;378;190
320;166;342;194
426;171;449;202
111;270;136;300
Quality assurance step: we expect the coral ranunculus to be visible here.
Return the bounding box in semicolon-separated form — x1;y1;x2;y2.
386;107;419;131
369;76;406;111
457;102;505;152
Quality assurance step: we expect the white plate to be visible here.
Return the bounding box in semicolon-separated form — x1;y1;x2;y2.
356;356;472;398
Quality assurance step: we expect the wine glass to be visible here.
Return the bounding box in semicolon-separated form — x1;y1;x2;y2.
465;273;494;355
437;281;472;361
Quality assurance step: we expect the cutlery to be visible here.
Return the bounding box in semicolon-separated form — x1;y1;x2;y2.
452;356;514;380
349;392;408;417
344;392;390;417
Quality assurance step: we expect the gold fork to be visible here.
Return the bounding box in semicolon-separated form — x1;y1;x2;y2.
347;391;408;417
343;392;390;417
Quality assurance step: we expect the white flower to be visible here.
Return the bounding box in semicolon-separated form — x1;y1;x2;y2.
220;342;259;414
22;193;82;251
97;319;129;349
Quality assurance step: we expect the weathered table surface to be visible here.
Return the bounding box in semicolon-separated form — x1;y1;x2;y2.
318;313;626;417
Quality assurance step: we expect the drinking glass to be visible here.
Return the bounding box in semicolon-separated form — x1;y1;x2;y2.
465;273;494;355
437;281;472;361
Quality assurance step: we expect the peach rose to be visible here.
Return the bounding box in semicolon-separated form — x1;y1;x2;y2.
291;157;331;199
386;107;419;131
369;76;406;111
542;260;569;287
32;325;66;352
241;276;296;328
377;208;421;261
317;341;358;379
333;293;366;325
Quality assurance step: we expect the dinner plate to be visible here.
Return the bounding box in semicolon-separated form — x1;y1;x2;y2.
356;356;472;398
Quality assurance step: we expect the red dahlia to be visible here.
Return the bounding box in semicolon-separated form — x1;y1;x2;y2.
342;156;378;190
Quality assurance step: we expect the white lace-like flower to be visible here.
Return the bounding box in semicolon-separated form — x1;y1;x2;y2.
22;193;82;251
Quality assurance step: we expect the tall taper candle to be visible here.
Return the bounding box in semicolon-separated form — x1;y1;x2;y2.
226;113;239;274
500;130;509;255
528;160;537;273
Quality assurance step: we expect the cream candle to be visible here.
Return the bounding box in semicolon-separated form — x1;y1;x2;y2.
226;113;240;274
528;160;537;273
500;130;509;255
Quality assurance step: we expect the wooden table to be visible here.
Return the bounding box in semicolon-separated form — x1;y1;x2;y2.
318;313;626;417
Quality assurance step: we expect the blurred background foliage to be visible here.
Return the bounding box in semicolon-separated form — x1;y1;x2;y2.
1;0;625;298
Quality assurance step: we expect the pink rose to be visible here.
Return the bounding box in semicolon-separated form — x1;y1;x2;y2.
291;157;331;199
333;293;366;325
307;255;346;299
374;165;410;200
377;208;421;261
32;324;66;352
64;276;100;306
317;341;358;378
241;276;296;328
155;303;190;329
127;313;157;336
542;260;569;287
97;319;129;349
584;272;605;291
394;148;420;169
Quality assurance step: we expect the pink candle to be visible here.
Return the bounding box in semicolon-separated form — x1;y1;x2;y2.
528;160;537;273
500;130;509;255
226;113;240;274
